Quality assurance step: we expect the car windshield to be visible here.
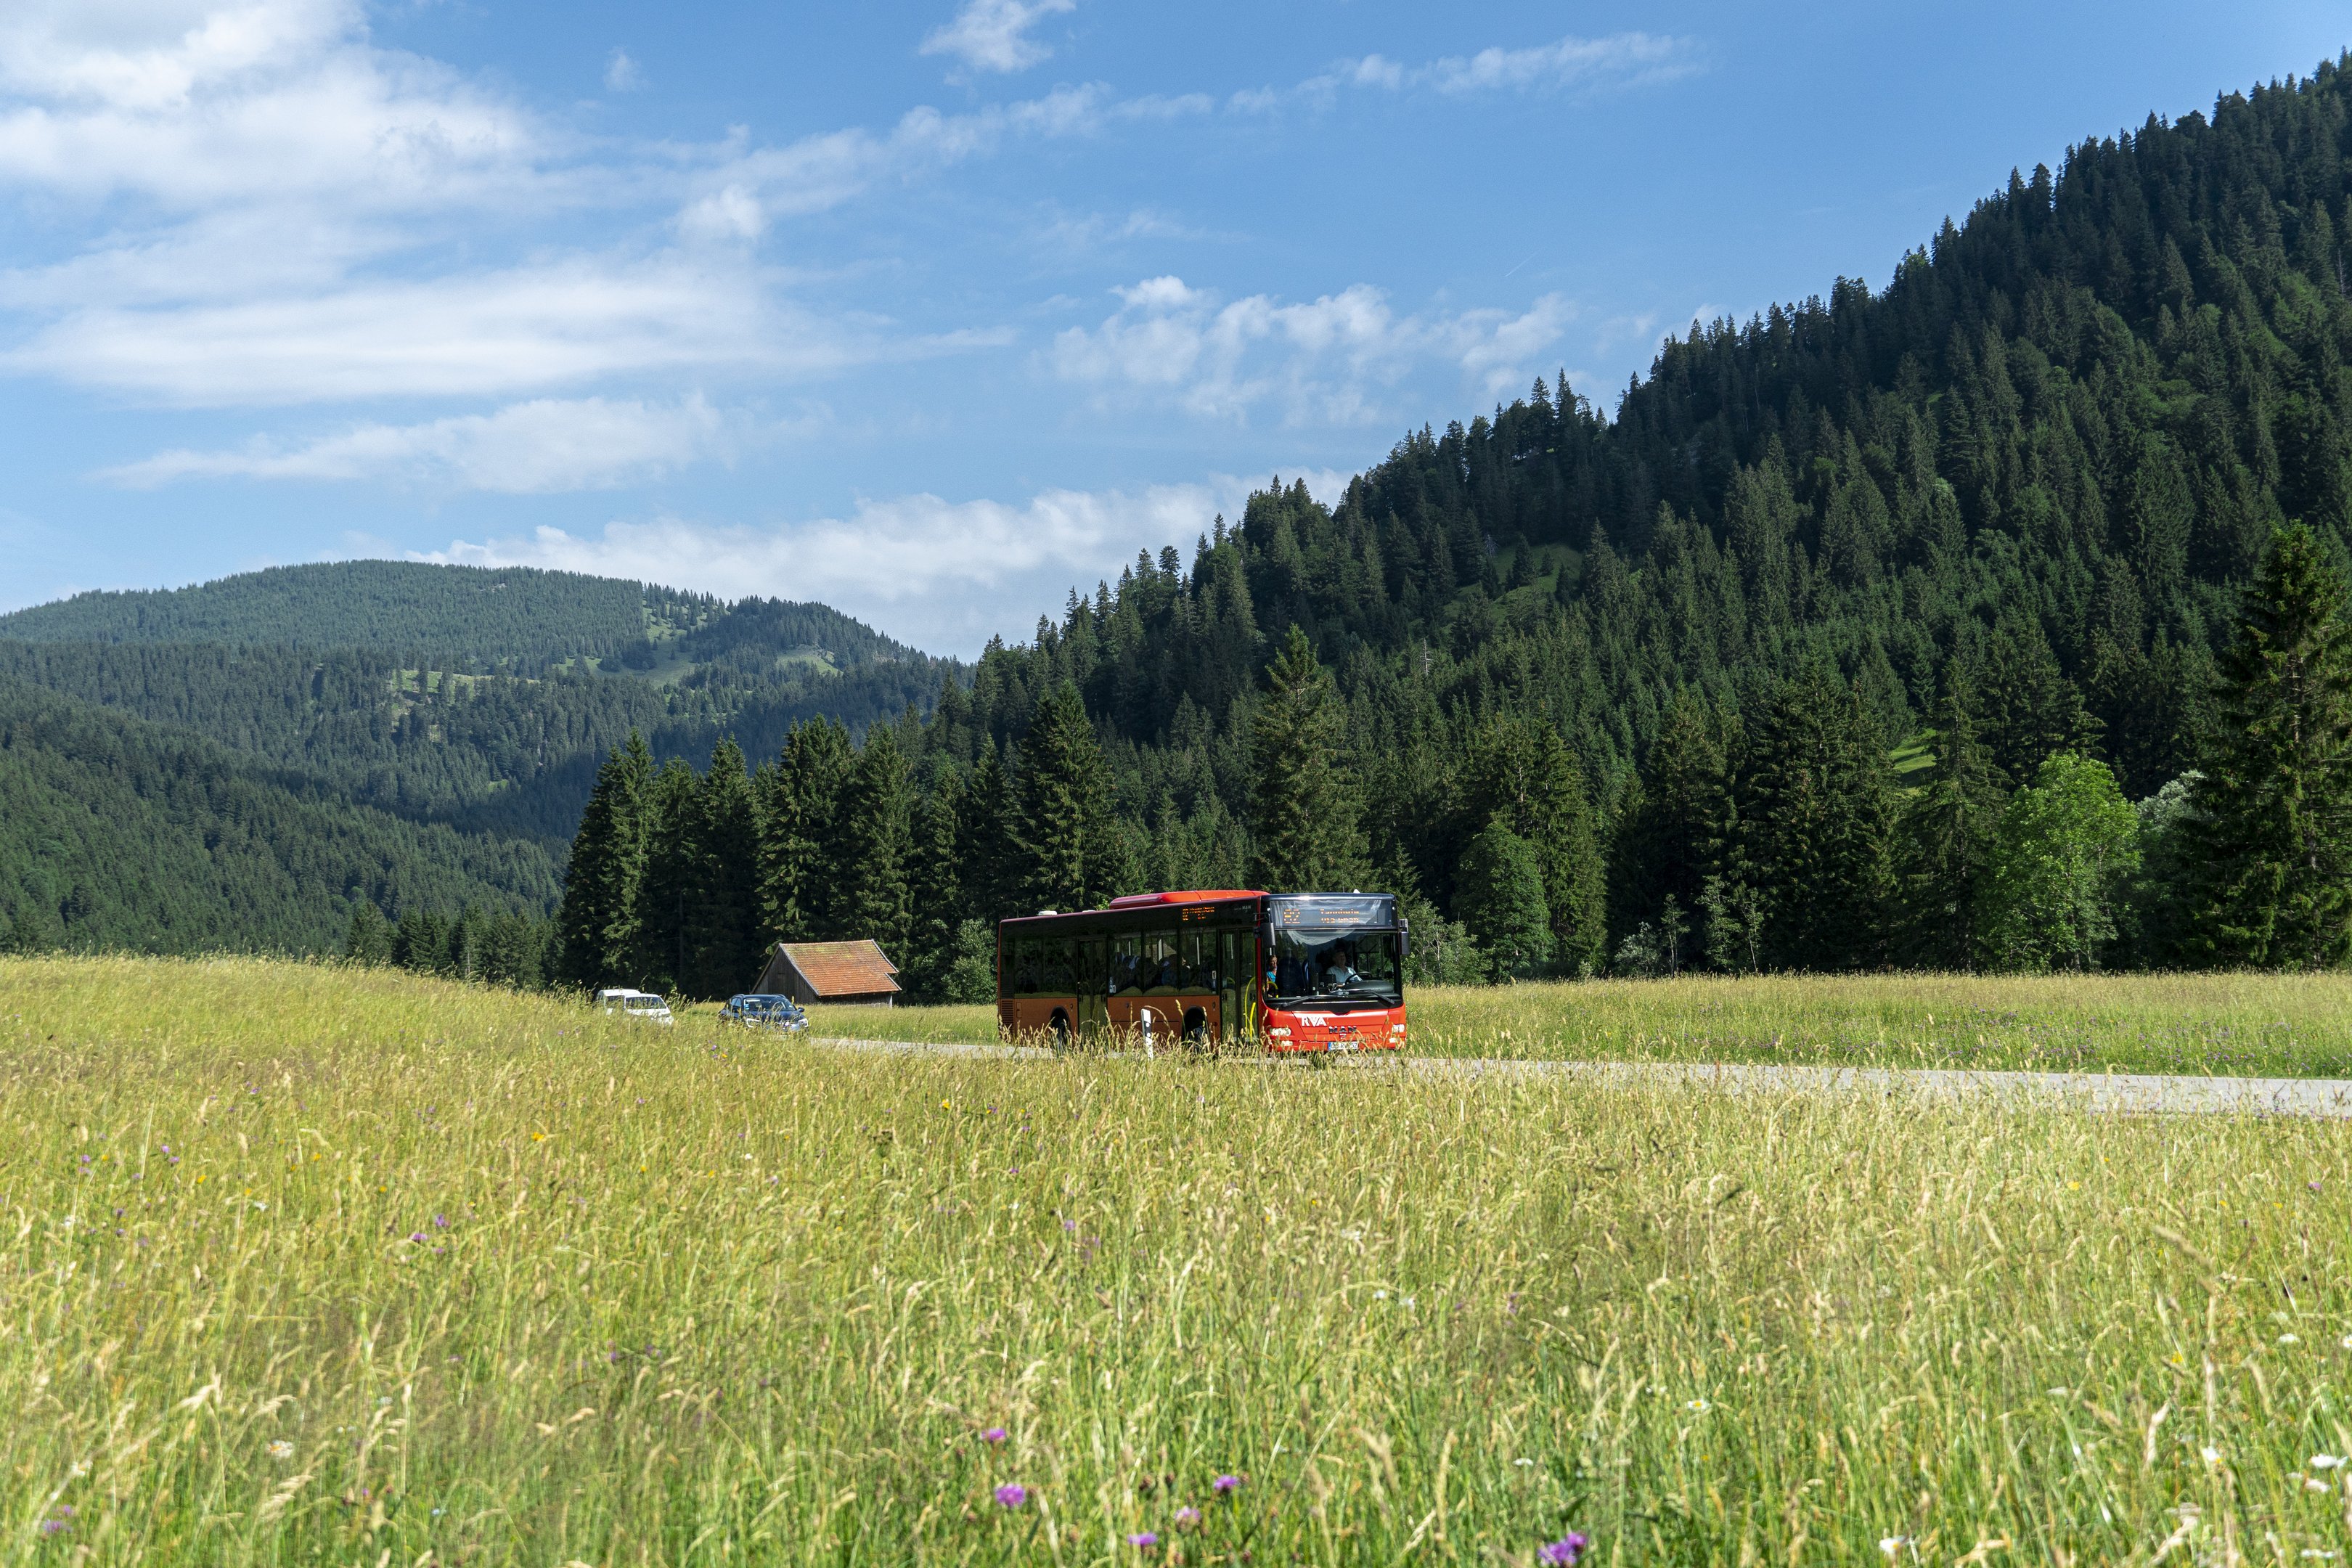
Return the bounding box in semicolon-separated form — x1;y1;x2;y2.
625;997;666;1010
1270;928;1402;1005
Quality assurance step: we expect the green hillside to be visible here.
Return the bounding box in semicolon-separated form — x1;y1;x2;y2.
0;560;933;676
0;676;560;955
0;638;946;843
0;560;957;854
0;562;647;668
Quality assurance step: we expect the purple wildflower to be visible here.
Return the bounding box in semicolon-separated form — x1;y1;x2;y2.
409;1232;427;1243
1174;1506;1201;1529
981;1427;1008;1444
1212;1474;1242;1494
1127;1533;1159;1550
995;1483;1028;1509
1538;1534;1588;1566
433;1214;448;1228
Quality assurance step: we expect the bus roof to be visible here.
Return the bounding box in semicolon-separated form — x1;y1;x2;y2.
1103;889;1265;908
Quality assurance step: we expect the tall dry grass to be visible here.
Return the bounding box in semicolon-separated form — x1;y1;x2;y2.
6;955;2352;1564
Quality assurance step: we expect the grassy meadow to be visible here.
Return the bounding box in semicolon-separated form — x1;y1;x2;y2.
10;955;2352;1564
812;971;2352;1077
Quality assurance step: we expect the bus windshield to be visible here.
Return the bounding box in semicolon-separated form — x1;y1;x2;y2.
1270;927;1402;1005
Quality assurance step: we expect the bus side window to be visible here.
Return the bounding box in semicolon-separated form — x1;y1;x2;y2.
1182;931;1214;991
1043;939;1075;994
1014;939;1042;996
1142;930;1180;994
1108;934;1139;994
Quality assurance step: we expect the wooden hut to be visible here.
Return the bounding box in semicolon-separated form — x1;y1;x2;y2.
752;939;902;1007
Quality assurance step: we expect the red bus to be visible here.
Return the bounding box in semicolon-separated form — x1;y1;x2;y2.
996;890;1408;1053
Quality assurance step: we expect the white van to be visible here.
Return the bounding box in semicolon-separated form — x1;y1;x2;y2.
595;989;675;1025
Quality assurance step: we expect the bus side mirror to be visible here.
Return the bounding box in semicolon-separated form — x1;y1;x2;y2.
1398;921;1410;962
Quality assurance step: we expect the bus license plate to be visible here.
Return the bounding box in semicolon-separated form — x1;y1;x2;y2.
1327;1034;1359;1053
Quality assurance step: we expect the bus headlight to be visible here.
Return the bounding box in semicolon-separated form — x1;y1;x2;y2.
1267;1026;1291;1038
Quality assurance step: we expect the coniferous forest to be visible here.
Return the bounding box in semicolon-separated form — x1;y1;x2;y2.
552;57;2352;998
15;60;2352;996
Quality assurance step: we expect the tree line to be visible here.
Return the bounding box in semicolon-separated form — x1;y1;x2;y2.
549;515;2352;995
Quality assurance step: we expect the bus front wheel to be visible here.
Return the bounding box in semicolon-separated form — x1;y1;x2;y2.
1048;1010;1071;1048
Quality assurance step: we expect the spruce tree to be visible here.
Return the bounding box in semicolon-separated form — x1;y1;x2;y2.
2186;523;2352;967
756;719;852;943
553;730;650;991
634;759;700;994
1895;680;2004;969
1464;714;1607;976
1734;664;1895;971
906;769;966;995
688;738;764;997
957;736;1026;923
1609;690;1726;950
836;727;915;960
1248;626;1367;891
1456;822;1552;978
1018;680;1117;911
344;902;394;966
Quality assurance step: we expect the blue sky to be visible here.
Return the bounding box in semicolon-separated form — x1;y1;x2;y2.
0;1;2344;656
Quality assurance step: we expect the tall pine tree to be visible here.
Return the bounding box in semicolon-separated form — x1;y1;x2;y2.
1249;626;1368;891
553;730;650;990
836;727;915;959
634;759;700;993
688;738;764;997
1464;714;1608;976
756;719;852;943
1018;681;1119;912
1733;664;1896;971
2186;523;2352;968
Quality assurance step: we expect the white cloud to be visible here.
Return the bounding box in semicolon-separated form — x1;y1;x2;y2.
0;1;551;213
1050;277;1575;424
104;393;741;492
1241;31;1699;113
919;0;1077;76
1416;33;1694;95
0;4;1116;409
4;253;873;404
604;48;642;93
421;475;1289;655
685;84;1116;237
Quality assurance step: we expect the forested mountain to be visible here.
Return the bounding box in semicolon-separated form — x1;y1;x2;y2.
0;562;953;842
556;55;2352;996
0;563;650;669
0;676;558;955
0;563;957;956
0;638;944;841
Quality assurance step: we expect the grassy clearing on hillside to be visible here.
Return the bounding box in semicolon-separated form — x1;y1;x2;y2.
813;973;2352;1077
9;955;2352;1565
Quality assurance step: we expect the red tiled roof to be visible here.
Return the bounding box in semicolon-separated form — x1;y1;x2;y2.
778;939;901;998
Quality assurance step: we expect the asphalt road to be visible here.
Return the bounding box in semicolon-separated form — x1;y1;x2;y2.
803;1035;2352;1119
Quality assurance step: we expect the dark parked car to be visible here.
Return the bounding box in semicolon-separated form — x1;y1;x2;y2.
721;993;809;1032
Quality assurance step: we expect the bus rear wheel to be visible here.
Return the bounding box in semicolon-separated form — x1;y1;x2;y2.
1182;1008;1209;1050
1048;1010;1071;1049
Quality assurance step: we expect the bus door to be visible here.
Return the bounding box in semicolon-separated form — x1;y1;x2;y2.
1217;929;1249;1043
1076;937;1108;1037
